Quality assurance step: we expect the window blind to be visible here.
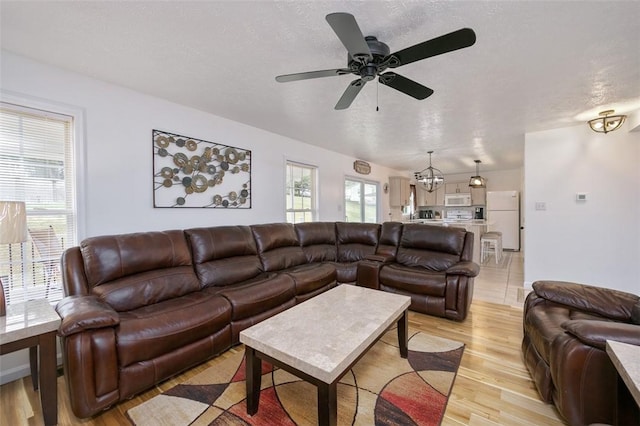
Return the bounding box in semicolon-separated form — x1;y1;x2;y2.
0;102;77;305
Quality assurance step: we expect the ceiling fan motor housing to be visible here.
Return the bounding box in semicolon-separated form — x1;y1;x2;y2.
348;36;391;78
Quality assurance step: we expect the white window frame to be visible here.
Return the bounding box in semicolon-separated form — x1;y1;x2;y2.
0;91;85;305
285;160;318;223
344;176;379;223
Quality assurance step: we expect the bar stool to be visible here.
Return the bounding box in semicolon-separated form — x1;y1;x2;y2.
481;231;503;264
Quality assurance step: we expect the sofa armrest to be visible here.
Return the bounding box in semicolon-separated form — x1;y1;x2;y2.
561;320;640;350
533;280;639;321
364;253;395;263
446;261;480;277
56;295;120;337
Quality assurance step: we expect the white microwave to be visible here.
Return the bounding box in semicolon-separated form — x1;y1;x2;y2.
445;193;472;206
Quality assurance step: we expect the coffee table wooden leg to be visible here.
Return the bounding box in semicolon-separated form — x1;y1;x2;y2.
245;347;261;415
397;310;408;358
318;381;337;426
39;332;57;426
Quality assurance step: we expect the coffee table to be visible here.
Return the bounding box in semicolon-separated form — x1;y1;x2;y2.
239;284;411;426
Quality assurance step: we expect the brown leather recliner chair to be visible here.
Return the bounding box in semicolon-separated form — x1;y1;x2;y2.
522;280;640;425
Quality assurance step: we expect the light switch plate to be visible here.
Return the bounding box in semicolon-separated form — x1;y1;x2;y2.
535;202;546;211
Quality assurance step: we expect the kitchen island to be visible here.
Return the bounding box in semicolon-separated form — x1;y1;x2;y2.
406;219;491;264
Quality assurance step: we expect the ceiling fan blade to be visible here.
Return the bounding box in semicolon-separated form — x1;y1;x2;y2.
326;13;372;62
276;68;351;83
379;72;434;100
335;78;366;110
387;28;476;68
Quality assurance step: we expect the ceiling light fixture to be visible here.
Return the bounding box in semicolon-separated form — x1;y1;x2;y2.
468;159;486;188
414;151;444;193
588;110;627;134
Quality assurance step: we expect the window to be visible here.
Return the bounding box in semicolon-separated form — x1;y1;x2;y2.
344;177;378;223
285;161;317;223
0;101;78;305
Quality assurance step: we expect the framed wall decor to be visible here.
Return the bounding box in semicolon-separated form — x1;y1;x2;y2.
153;130;251;208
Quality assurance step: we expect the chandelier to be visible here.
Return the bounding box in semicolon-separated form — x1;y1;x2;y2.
588;110;627;134
414;151;444;193
468;160;486;188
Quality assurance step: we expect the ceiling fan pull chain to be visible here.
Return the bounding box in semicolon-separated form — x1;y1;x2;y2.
376;79;379;112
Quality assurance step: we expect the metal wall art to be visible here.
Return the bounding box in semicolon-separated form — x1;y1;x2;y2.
153;130;251;208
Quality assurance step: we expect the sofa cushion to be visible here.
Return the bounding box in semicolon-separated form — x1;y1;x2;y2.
376;221;403;257
295;222;337;262
397;224;466;271
116;292;231;367
251;223;307;272
378;264;447;297
214;273;295;321
185;226;262;287
335;222;380;262
283;263;336;297
81;230;200;312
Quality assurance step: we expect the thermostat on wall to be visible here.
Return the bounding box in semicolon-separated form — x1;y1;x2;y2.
576;193;587;201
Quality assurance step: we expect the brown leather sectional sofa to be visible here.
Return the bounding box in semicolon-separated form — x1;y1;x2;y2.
523;280;640;425
56;221;479;418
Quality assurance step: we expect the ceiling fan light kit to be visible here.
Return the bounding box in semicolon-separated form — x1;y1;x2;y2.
588;110;626;134
275;12;476;110
469;159;486;188
414;151;444;193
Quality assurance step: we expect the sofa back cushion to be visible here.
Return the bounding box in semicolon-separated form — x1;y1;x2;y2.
397;224;467;271
185;226;262;288
295;222;337;262
376;222;403;257
335;222;380;262
80;230;200;311
251;223;307;271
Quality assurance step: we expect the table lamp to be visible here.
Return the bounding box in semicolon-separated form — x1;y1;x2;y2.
0;201;28;316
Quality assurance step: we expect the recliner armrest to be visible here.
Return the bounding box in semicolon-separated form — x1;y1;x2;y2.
561;319;640;350
446;261;480;277
364;253;395;263
533;280;639;321
56;295;120;337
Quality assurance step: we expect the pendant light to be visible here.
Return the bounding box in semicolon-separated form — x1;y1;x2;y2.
468;160;486;188
414;151;444;193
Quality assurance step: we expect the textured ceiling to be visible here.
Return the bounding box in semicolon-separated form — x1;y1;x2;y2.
2;1;639;175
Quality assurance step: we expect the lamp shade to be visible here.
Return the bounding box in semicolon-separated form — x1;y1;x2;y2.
0;201;28;244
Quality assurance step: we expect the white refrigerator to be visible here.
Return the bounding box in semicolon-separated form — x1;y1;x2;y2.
486;190;520;250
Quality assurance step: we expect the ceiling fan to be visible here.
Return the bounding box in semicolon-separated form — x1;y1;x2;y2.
275;12;476;110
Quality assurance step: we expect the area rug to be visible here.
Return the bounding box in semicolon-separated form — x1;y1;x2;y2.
127;329;464;426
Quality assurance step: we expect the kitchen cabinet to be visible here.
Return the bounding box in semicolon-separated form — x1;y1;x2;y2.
416;185;444;206
471;187;486;205
445;182;469;194
389;176;410;207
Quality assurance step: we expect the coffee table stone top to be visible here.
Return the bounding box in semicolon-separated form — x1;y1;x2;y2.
239;285;411;384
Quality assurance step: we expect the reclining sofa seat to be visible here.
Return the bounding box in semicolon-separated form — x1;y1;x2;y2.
522;280;640;425
358;223;479;320
185;225;297;344
334;222;380;283
56;230;232;418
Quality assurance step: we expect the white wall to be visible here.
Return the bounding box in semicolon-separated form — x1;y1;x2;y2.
524;123;640;294
1;51;402;240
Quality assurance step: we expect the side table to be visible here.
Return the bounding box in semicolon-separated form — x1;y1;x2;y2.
1;299;61;425
606;340;640;424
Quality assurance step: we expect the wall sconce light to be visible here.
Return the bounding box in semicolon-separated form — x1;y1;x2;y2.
468;160;486;188
588;110;627;134
414;151;444;193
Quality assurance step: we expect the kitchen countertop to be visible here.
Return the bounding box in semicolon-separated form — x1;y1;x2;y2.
405;219;492;225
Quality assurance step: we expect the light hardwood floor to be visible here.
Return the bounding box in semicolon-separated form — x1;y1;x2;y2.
1;252;567;425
